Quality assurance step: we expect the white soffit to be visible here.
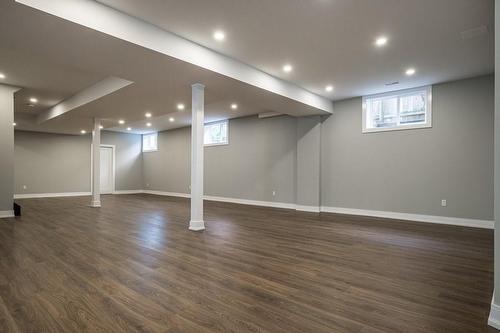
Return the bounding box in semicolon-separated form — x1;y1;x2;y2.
15;0;333;114
37;76;133;123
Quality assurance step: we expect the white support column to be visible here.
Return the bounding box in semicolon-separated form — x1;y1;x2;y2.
489;0;500;329
189;83;205;231
0;85;18;218
90;118;101;208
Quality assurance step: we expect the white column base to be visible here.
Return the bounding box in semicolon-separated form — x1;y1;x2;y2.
90;200;101;208
489;296;500;329
189;220;205;231
0;210;15;218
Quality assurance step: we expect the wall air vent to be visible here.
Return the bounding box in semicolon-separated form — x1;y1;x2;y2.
460;25;488;40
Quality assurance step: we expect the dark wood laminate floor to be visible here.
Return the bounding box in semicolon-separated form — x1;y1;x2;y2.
0;194;495;333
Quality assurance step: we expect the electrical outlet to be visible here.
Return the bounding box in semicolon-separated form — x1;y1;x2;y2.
146;183;150;188
441;199;447;207
272;190;276;197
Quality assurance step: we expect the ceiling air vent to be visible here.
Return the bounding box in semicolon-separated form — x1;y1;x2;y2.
385;81;399;86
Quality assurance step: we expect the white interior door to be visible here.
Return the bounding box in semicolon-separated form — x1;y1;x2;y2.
100;146;114;194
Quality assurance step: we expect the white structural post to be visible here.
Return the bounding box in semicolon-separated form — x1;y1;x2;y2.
90;118;101;207
189;83;205;231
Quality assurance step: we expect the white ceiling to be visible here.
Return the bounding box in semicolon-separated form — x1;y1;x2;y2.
2;0;330;135
98;0;494;99
0;0;494;135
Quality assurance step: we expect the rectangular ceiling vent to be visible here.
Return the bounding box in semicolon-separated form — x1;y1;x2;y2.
460;25;488;40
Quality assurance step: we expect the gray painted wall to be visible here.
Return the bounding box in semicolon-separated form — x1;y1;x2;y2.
494;0;500;304
10;75;494;223
296;116;321;207
321;75;494;220
0;85;17;212
101;131;143;191
143;115;297;203
14;130;143;194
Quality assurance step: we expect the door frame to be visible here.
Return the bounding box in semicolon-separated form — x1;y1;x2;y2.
90;144;116;194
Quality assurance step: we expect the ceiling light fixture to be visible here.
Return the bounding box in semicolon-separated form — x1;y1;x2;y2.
118;119;125;124
283;64;293;73
99;125;103;129
169;117;175;122
375;36;388;47
146;122;152;127
29;97;38;103
231;103;238;110
145;112;152;118
213;30;226;41
325;85;334;92
405;68;416;76
177;103;185;111
80;130;86;134
127;127;132;131
0;73;5;79
13;122;16;126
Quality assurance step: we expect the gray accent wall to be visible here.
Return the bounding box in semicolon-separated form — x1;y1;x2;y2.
321;75;494;220
143;115;297;204
0;85;17;213
14;130;142;194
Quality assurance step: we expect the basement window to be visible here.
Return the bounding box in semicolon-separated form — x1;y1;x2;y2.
142;133;158;152
362;86;432;133
204;120;228;146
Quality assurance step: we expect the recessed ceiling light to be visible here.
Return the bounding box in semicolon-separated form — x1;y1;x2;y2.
127;127;132;131
80;130;86;134
0;73;5;79
283;64;293;73
146;122;152;127
169;117;175;122
13;122;16;126
375;36;388;47
118;119;125;124
325;85;334;92
145;112;152;118
177;103;185;111
213;30;226;41
231;103;238;110
99;125;103;129
29;97;38;103
405;68;416;76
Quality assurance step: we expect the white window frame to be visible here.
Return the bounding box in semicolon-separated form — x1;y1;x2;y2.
362;85;432;133
142;132;158;152
204;120;229;147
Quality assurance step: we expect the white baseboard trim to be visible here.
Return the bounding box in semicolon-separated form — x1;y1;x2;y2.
14;192;91;199
142;190;296;210
12;190;493;229
143;190;191;198
321;206;494;229
0;210;14;218
296;205;321;213
113;190;144;195
204;195;296;210
489;295;500;330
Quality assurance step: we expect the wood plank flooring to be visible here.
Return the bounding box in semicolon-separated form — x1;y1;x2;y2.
0;194;495;332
